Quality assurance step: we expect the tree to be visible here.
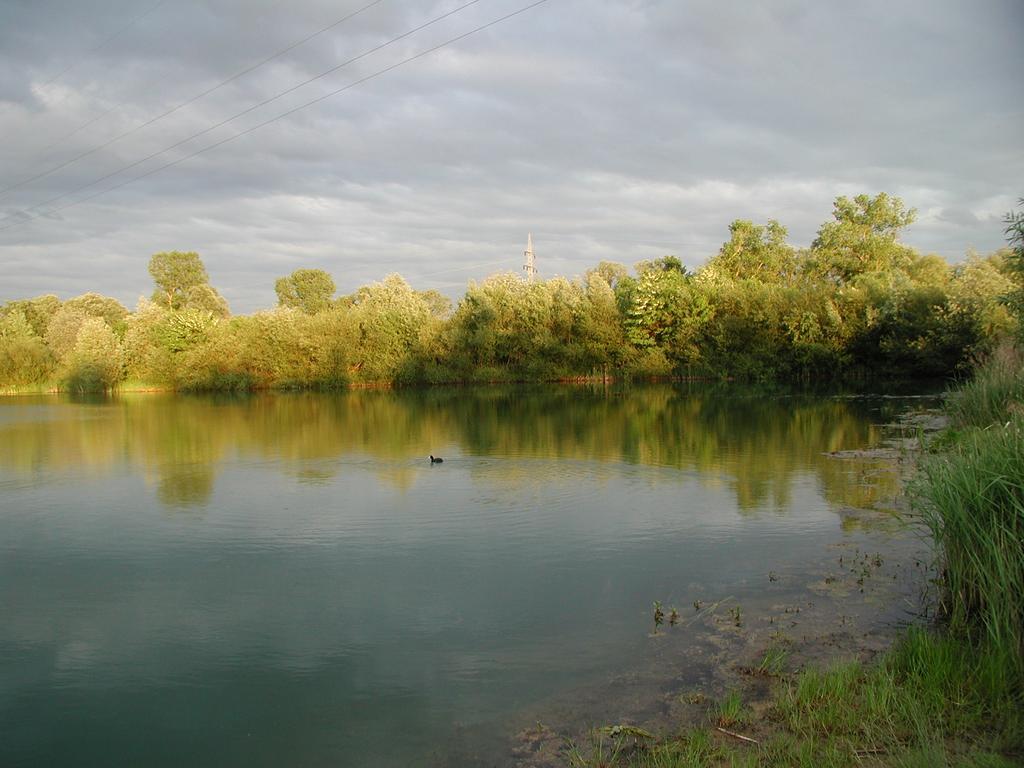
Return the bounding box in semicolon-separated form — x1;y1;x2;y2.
417;289;452;319
43;295;128;362
348;274;433;382
64;317;124;391
44;305;89;362
950;253;1016;346
184;284;230;318
587;261;629;291
624;265;710;367
63;293;129;329
1;294;61;337
811;193;916;283
705;219;797;282
0;310;52;385
149;251;214;310
122;298;174;383
1001;199;1024;337
636;255;686;276
579;272;628;370
275;268;336;314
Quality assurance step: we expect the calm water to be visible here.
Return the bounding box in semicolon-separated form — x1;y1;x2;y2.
0;385;933;767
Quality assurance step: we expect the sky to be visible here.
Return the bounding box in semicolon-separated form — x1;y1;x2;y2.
0;0;1021;314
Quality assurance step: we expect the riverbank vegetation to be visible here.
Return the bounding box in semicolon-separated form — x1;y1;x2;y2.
559;196;1024;766
2;194;1021;392
564;350;1024;767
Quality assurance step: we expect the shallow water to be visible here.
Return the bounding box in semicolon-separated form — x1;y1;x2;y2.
0;385;935;767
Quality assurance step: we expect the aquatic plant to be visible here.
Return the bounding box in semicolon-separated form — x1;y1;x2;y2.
945;344;1023;428
653;601;665;628
916;416;1024;698
756;645;789;677
713;690;747;728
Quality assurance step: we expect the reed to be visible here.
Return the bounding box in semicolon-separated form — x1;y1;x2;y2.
916;417;1024;702
945;344;1024;428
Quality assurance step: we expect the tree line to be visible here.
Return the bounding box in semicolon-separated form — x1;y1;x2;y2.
1;193;1021;391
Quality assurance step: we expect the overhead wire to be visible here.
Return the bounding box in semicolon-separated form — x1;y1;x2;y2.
1;0;387;199
33;0;167;91
0;0;551;234
0;0;485;218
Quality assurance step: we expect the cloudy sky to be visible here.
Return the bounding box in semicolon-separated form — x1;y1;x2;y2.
0;0;1021;313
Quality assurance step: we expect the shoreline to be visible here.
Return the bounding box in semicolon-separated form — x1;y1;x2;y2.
504;361;1023;768
477;422;938;768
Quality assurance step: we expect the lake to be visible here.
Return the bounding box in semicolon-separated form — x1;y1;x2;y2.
0;385;935;767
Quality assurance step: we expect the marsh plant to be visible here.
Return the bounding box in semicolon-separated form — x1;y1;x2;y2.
916;363;1024;705
652;601;665;630
713;690;748;728
756;645;789;677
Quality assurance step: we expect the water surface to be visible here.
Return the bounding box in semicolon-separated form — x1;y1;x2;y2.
0;385;932;767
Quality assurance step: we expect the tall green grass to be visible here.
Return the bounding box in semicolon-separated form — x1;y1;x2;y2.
915;351;1024;735
919;424;1023;658
945;345;1024;428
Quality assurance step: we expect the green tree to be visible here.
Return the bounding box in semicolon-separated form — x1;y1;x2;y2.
417;289;452;319
43;295;128;363
625;266;710;368
44;305;89;362
579;272;628;370
950;252;1017;347
587;261;629;291
275;268;336;314
1001;199;1024;337
636;255;686;276
64;317;124;391
705;219;797;282
348;274;433;382
1;294;61;337
184;284;230;318
122;298;175;383
811;193;916;283
63;293;129;330
149;251;228;314
0;310;52;385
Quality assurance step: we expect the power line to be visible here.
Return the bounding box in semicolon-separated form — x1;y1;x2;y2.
34;0;167;91
0;0;551;234
0;0;484;218
1;0;386;200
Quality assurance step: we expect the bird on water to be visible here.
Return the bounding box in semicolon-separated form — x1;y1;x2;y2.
430;455;444;463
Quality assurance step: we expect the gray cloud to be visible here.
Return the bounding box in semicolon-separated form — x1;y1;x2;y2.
1;0;1021;313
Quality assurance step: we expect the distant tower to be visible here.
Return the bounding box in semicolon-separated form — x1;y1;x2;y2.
523;233;537;282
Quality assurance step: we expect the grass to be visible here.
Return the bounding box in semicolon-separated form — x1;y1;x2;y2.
916;346;1024;723
566;351;1024;767
916;420;1024;698
713;690;749;729
0;381;58;395
0;379;174;396
569;630;1022;765
945;344;1024;428
755;646;789;677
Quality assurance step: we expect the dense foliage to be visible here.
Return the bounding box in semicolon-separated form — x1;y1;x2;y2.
1;194;1019;391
